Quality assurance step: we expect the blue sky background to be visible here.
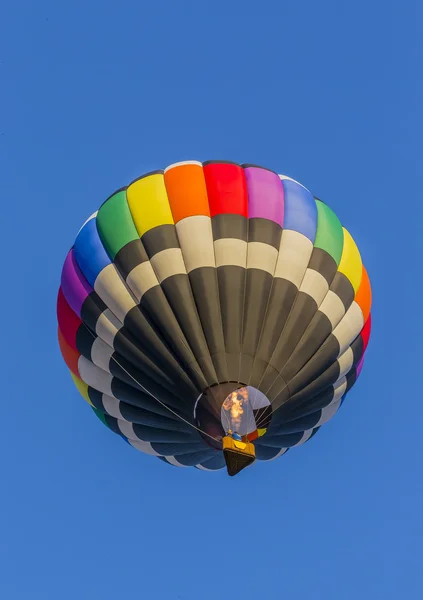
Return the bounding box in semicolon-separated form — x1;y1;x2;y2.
0;1;421;598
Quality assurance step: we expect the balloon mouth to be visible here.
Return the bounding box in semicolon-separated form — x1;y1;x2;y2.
194;383;273;451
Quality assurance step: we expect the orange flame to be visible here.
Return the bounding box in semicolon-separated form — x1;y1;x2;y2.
223;389;248;431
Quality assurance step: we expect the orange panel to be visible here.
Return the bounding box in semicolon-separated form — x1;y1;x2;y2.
164;162;210;223
354;265;372;322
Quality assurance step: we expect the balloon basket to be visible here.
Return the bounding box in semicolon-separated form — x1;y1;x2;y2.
222;436;256;476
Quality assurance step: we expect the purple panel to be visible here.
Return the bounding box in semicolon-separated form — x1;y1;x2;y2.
356;355;365;379
61;250;93;317
244;167;284;226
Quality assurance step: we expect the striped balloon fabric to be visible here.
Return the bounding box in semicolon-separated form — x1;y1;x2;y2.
57;161;372;473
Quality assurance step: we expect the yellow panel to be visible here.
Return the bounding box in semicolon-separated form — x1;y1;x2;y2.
257;428;267;437
126;173;174;236
71;372;93;406
338;228;362;293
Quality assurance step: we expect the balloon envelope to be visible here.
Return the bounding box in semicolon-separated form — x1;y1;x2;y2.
57;161;372;473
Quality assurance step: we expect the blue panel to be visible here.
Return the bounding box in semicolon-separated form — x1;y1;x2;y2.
74;215;112;287
282;179;318;242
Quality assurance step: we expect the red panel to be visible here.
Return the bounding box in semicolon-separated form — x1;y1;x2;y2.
361;313;372;352
58;327;80;376
57;287;82;351
355;266;372;322
203;162;248;217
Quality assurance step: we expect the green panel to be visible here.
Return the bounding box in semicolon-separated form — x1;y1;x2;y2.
92;407;110;429
97;190;139;259
314;200;344;265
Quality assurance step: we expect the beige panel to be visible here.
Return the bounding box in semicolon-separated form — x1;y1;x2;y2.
333;302;364;356
299;269;329;305
214;238;247;268
278;174;311;193
128;439;161;456
316;397;342;427
164;160;203;172
78;356;114;397
165;456;188;467
196;464;221;471
337;346;354;379
117;419;137;441
295;429;314;446
319;290;346;329
266;447;289;461
91;337;113;373
332;377;348;401
176;215;215;272
150;248;187;282
102;394;123;420
127;261;159;302
247;242;278;274
274;230;313;286
94;264;136;322
96;309;122;347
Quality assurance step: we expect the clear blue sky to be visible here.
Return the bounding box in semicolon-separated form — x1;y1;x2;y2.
1;1;421;598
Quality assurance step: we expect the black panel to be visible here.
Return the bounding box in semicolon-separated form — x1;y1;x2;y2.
114;239;148;279
281;312;333;385
75;324;96;359
80;292;107;331
248;218;282;249
269;292;318;372
212;214;248;241
330;272;355;311
217;265;246;381
308;247;338;284
161;274;218;387
141;224;179;257
188;267;228;382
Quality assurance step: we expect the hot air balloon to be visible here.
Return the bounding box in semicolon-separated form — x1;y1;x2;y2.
57;161;372;476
